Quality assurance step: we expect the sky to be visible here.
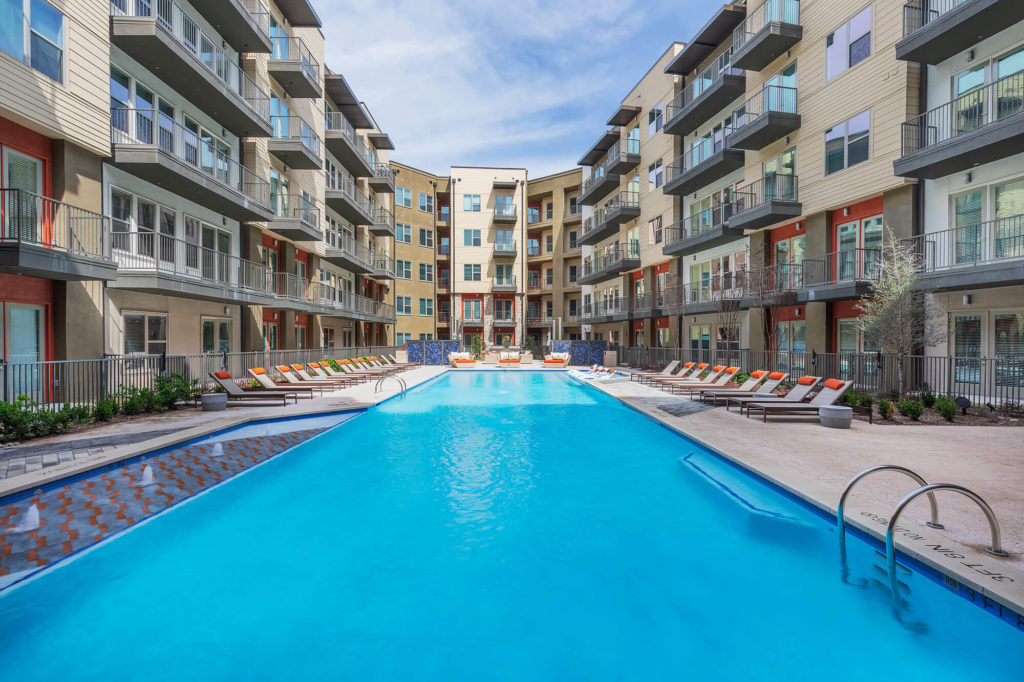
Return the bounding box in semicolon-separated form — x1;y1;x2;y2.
319;0;707;178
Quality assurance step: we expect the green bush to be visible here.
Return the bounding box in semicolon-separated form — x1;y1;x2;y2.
935;395;957;422
898;399;924;421
920;388;936;408
878;397;895;420
732;372;751;385
94;399;116;422
858;393;874;409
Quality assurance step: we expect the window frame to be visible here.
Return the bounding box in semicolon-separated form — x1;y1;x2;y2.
826;5;873;82
824;109;871;176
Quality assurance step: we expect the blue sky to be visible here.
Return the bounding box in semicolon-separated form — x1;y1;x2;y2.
320;0;706;177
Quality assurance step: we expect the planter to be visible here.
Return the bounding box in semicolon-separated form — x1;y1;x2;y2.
201;393;228;412
819;405;853;429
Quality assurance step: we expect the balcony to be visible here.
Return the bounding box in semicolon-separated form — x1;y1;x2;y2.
268;202;321;242
324;112;375;178
564;203;583;223
369;206;395;237
578;242;641;286
110;108;272;222
318;290;395;324
797;249;879;302
563;241;581;258
895;0;1024;65
322;231;373;273
371;256;396;280
578;162;620;207
493;240;517;258
606;138;640;175
664;62;746;137
632;290;671;318
664;4;747;77
582;297;631;324
492;275;517;292
108;232;277;305
493;204;518;223
729;85;800;150
268;116;322;169
902;216;1024;291
437;277;450;292
662;204;743;258
0;190;117;281
109;0;271;138
272;272;314;312
728;175;801;230
579;191;640;246
268;36;321;99
187;0;272;54
731;0;802;71
526;316;554;327
894;70;1024;180
563;314;581;326
437;207;450;226
675;275;752;315
663;132;744;197
527;246;552;262
324;173;373;225
367;164;396;194
437;244;450;261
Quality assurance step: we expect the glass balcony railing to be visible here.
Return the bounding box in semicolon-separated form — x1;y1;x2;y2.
733;85;798;128
270;35;319;83
734;0;801;49
324;111;376;168
271;115;322;159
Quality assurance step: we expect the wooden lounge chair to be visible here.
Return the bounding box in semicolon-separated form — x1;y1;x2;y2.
209;372;298;405
724;376;821;414
630;360;680;382
665;367;742;396
699;372;789;404
248;367;325;397
746;379;855;422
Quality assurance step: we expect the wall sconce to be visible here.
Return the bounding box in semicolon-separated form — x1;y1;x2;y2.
843;208;850;217
784;136;790;145
795;307;802;316
963;294;972;305
223;306;230;315
966;49;974;62
691;317;697;323
963;172;972;184
795;222;802;231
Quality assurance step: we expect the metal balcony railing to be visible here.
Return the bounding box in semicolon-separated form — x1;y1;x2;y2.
734;0;800;48
324;111;376;168
902;0;971;36
581;190;640;241
582;240;640;277
374;163;396;184
663;204;733;247
565;203;582;219
666;128;736;180
0;189;112;261
325;171;374;219
582;296;630;319
373;255;396;277
494;203;517;219
110;108;271;209
802;248;882;286
734;174;798;212
108;0;270;122
606;137;640;165
579;159;610;194
270;35;319;83
494;237;516;252
901;69;1024;156
666;58;743;117
273;271;311;303
272;196;321;231
242;0;271;37
493;274;517;288
903;215;1024;271
271;115;322;158
733;85;798;128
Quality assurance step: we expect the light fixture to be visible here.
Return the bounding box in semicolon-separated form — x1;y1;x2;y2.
784;136;790;145
963;172;972;184
843;208;850;217
963;294;972;305
796;222;802;231
691;317;697;323
795;307;802;316
223;306;230;315
966;49;974;62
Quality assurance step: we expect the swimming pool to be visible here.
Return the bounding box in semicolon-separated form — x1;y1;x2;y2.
0;371;1020;680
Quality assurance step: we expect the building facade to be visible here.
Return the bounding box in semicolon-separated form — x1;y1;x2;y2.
392;162;440;344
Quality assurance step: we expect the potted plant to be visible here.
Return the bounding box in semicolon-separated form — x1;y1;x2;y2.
201;384;228;411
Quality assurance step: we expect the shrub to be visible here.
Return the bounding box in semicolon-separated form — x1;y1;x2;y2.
878;397;895;420
935;395;957;422
94;399;116;422
898;399;924;421
732;372;750;385
858;393;874;409
920;388;936;408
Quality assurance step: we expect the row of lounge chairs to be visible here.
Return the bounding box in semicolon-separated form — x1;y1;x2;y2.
630;361;854;422
207;355;413;406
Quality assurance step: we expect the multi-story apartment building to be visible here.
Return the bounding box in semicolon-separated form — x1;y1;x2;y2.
392;162;440;344
892;0;1024;384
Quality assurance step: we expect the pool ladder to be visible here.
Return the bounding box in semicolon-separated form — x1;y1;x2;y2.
374;375;407;398
837;465;1008;619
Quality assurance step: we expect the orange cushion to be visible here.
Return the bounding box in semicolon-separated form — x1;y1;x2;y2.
291;364;304;371
276;365;292;373
696;363;708;370
824;378;845;390
712;366;725;372
309;362;321;368
768;372;785;380
725;367;740;374
797;376;818;386
213;371;231;379
750;371;765;379
683;362;695;368
251;368;266;375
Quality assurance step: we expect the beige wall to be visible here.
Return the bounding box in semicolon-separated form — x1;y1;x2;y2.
392;162;440;341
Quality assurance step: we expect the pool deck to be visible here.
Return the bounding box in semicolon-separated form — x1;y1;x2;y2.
582;371;1024;620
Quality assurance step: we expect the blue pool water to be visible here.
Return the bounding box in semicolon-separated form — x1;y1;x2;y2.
0;372;1020;680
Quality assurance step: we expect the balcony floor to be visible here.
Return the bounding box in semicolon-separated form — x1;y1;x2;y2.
108;271;279;307
894;0;1024;64
727;199;802;231
268;139;322;170
893;113;1024;180
267;217;321;242
731;23;803;72
663;149;744;197
267;61;322;99
0;243;118;281
728;112;801;151
324;133;374;178
322;248;373;274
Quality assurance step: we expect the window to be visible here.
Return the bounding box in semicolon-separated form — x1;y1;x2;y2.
262;323;279;350
569;196;578;215
396;332;411;345
419;298;434;316
124;313;167;355
396;223;412;243
463;194;481;211
826;5;872;81
568;264;578;283
545;202;553;220
825;110;870;175
545;301;553;318
295;325;307;349
419;192;433;213
775;320;807;372
464;298;482;321
496;264;514;285
396;187;412;207
527;206;540;224
545;267;553;285
322;327;335;348
568;230;578;249
419;263;434;282
418;228;433;247
648;159;663;190
0;0;63;82
545;234;553;253
463;229;481;246
649;215;663;244
419;333;434;340
494;299;513;320
648;102;663;137
396;260;412;279
396;296;412;315
463;264;481;281
495;194;515;215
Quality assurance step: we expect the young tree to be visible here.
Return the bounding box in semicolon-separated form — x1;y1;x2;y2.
711;277;743;366
856;234;944;397
744;242;787;366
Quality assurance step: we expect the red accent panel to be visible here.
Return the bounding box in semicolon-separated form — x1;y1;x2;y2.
833;196;884;225
261;233;279;250
654;317;669;329
294;313;308;325
294;249;309;263
262;309;281;323
631;270;644;282
461;293;483;300
0;273;52;302
631;320;645;331
492;292;515;300
832;299;862;320
654;262;671;274
776;305;804;322
769;220;803;244
0;116;53;199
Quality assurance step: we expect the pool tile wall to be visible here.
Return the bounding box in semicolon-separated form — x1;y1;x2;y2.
553;341;606;366
406;341;461;365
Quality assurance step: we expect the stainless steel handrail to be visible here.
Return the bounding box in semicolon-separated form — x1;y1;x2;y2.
838;465;943;545
374;374;407;398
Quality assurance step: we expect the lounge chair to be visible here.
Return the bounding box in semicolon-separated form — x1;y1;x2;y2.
746;379;855;422
650;364;722;387
450;352;476;368
209;372;298;405
284;364;358;389
724;376;822;414
543;352;570;368
665;366;741;396
247;367;325;398
300;363;366;386
311;362;369;382
630;360;680;382
699;371;789;404
682;370;767;400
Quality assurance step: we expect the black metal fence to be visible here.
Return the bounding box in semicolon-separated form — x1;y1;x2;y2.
616;347;1024;406
0;347;399;408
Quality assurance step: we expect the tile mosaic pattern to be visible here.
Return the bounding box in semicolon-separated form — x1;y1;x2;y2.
406;341;461;365
0;428;326;579
556;341;606;366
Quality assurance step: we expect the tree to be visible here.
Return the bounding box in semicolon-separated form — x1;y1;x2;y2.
744;242;788;365
711;276;743;366
856;234;944;397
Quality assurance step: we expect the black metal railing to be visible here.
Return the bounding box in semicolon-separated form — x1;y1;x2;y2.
663;204;733;247
734;174;798;212
735;0;801;47
733;85;798;129
902;0;971;36
802;248;882;286
582;240;640;277
666;128;737;183
0;189;111;261
902;214;1024;270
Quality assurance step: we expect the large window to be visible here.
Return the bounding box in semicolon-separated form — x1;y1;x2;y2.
463;229;481;246
463;194;481;211
419;298;433;316
124;313;167;355
648;101;663;137
396;187;412;208
494;299;513;321
826;5;872;81
825;110;870;175
396;260;412;279
0;0;63;82
496;264;514;285
463;264;481;281
419;192;433;213
396;223;412;243
648;159;663;190
419;228;433;247
464;298;482;321
419;263;433;282
396;296;412;315
775;320;806;372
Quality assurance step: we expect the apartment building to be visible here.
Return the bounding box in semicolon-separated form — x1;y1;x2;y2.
392;161;440;344
892;0;1024;385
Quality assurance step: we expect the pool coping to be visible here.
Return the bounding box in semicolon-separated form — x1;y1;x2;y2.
576;374;1024;629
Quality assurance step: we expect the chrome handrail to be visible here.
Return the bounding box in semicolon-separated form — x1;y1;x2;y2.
838;465;943;545
374;374;407;398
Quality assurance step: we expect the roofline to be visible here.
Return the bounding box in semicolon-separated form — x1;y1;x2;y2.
528;167;582;183
623;41;685;101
